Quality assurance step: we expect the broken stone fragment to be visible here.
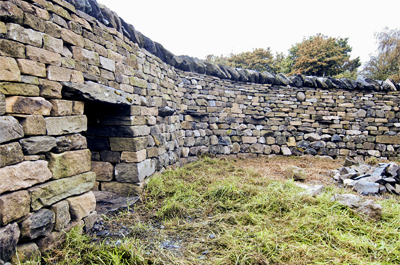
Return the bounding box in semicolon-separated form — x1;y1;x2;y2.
332;194;382;221
285;165;306;181
0;223;20;263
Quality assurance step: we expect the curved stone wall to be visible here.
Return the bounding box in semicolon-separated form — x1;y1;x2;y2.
0;0;399;263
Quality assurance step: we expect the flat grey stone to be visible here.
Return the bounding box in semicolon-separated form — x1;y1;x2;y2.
93;191;139;215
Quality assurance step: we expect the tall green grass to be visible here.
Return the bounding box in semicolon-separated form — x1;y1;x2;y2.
39;157;400;264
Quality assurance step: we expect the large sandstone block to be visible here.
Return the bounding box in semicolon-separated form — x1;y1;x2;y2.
45;115;87;135
0;1;24;24
0;223;20;263
0;56;21;82
91;161;113;181
49;99;73;116
0;190;30;226
23;12;45;32
61;28;84;47
0;82;39;96
43;33;63;54
47;149;91;179
66;191;96;221
0;116;24;144
53;134;87;153
121;150;147;163
72;46;100;65
109;137;148;152
6;23;43;47
38;79;62;99
26;46;61;66
0;39;25;58
51;200;71;232
29;171;96;211
6;96;52;115
115;159;156;183
18;115;46;136
17;59;46;77
47;66;72;82
376;135;400;144
19;209;55;240
19;136;57;155
0;142;24;167
101;182;143;196
0;160;52;195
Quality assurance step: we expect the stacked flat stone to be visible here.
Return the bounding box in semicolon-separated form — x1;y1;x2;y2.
176;71;400;163
1;0;400;263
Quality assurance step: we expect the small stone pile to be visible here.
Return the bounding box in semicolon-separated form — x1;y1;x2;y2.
332;158;400;195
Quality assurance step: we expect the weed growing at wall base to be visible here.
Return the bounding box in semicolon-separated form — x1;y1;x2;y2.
39;157;400;264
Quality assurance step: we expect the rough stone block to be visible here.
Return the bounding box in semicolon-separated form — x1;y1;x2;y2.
376;135;400;144
6;23;42;47
100;150;120;163
6;96;52;115
45;115;87;135
35;220;83;254
70;70;84;83
19;136;57;155
0;190;30;226
11;243;41;264
91;161;113;181
26;46;61;66
0;82;39;96
17;59;46;77
0;57;21;82
47;66;72;82
29;171;96;211
23;12;45;32
101;182;143;196
43;34;63;54
51;200;70;232
242;136;257;144
0;1;24;24
72;101;84;115
0;142;24;167
18;115;46;136
0;223;20;263
61;28;84;47
19;209;55;240
66;191;96;221
121;150;147;163
38;79;62;99
0;94;4;115
53;134;87;153
100;56;115;72
0;116;24;144
0;39;25;58
109;137;148;152
0;160;52;195
72;46;100;65
115;159;156;183
47;149;91;179
49;99;73;116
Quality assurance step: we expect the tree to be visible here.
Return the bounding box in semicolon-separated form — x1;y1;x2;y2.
288;34;360;78
205;48;284;73
361;27;400;82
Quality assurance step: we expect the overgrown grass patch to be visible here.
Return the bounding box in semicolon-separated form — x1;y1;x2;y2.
40;157;400;264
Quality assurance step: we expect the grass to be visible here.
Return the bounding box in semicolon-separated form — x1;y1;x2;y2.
35;157;400;265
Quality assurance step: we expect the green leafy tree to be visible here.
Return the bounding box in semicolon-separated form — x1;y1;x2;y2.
205;48;286;74
361;27;400;82
288;34;360;78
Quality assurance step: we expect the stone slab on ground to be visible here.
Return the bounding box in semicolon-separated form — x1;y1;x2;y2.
332;194;382;221
93;191;139;215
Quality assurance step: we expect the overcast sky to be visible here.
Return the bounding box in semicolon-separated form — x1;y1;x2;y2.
98;0;400;66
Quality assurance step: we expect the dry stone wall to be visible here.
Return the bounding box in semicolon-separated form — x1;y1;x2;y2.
0;0;400;263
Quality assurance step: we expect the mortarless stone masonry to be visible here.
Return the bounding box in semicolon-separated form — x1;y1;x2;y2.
0;0;399;262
